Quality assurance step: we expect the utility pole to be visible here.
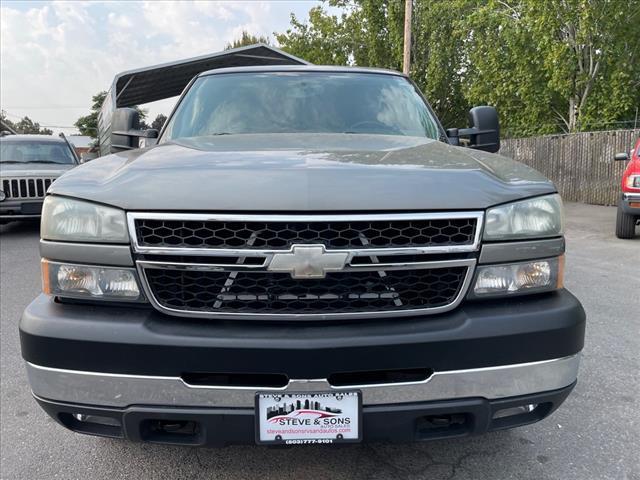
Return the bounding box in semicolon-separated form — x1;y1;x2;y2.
403;0;412;75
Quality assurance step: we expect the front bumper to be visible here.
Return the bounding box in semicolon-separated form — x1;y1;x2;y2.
25;354;580;409
0;199;43;219
20;290;585;444
34;383;576;445
620;192;640;215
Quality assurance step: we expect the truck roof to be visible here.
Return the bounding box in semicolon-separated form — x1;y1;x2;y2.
197;65;406;78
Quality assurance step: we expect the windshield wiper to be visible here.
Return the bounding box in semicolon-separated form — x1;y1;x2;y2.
208;132;233;136
16;160;67;164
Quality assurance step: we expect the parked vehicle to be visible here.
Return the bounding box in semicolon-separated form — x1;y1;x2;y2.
21;66;585;446
614;137;640;239
0;134;79;223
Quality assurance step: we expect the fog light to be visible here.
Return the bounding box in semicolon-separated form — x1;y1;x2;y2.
42;260;143;301
73;413;121;427
470;257;563;298
492;404;537;419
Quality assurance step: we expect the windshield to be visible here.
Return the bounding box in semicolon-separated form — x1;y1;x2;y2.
0;139;76;164
162;72;441;141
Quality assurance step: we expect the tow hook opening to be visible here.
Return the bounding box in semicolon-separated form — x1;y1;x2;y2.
140;419;202;445
58;412;123;438
415;413;470;439
491;402;552;430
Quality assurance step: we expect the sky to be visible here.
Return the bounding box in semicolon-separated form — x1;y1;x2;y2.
0;0;321;135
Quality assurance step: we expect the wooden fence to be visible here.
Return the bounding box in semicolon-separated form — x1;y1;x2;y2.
500;129;639;206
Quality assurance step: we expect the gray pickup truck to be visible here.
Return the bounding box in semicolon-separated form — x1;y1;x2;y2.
20;66;585;446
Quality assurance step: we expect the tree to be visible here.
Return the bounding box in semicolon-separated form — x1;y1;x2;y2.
276;0;640;137
465;0;640;134
0;111;52;135
1;111;18;133
74;91;107;139
151;114;167;131
225;31;271;50
275;0;473;128
74;91;148;147
15;117;53;135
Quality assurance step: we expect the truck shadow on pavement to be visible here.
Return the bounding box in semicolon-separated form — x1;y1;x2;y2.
0;219;41;236
90;428;556;480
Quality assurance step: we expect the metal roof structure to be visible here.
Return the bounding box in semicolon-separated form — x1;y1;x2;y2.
110;44;309;108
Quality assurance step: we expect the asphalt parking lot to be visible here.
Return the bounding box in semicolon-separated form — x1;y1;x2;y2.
0;203;638;480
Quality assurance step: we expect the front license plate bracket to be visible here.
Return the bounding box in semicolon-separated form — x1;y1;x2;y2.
255;391;362;445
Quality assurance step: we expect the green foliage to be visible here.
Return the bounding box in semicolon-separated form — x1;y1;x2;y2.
74;91;107;139
225;31;271;50
151;114;167;131
276;0;640;137
74;91;148;147
274;6;354;64
0;111;52;135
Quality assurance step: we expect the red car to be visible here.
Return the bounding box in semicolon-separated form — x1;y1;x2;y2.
614;137;640;238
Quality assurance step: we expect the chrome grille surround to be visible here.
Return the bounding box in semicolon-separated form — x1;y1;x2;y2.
134;215;479;250
128;212;483;320
1;177;56;199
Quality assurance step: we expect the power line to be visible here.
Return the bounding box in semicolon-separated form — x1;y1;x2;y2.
1;106;89;109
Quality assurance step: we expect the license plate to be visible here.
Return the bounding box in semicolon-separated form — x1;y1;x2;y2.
255;391;362;445
21;202;43;215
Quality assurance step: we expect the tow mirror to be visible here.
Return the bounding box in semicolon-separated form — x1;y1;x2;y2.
110;108;159;153
614;152;629;161
447;106;500;153
139;133;159;148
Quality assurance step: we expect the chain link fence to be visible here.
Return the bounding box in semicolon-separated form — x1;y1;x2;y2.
500;129;640;206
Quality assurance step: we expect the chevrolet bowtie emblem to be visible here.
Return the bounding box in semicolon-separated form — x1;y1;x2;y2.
267;245;349;279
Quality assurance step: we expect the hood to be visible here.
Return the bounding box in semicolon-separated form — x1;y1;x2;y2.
49;133;555;211
0;163;74;177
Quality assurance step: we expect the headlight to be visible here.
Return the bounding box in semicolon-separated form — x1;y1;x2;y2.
41;196;129;243
484;194;563;241
42;260;143;301
469;256;563;298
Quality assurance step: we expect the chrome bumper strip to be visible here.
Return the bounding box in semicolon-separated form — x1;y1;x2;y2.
26;354;580;408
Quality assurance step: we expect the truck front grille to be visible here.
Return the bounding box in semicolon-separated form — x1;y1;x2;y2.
1;177;55;199
130;212;482;320
144;266;468;315
134;217;477;249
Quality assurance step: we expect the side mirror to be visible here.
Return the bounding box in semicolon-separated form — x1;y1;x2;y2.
139;132;159;148
110;108;159;153
614;152;629;161
447;106;500;153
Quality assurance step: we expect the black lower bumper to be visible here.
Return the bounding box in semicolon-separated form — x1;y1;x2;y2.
0;200;43;218
20;290;585;377
35;383;575;446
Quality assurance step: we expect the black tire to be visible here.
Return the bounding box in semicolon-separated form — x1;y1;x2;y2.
615;203;637;239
